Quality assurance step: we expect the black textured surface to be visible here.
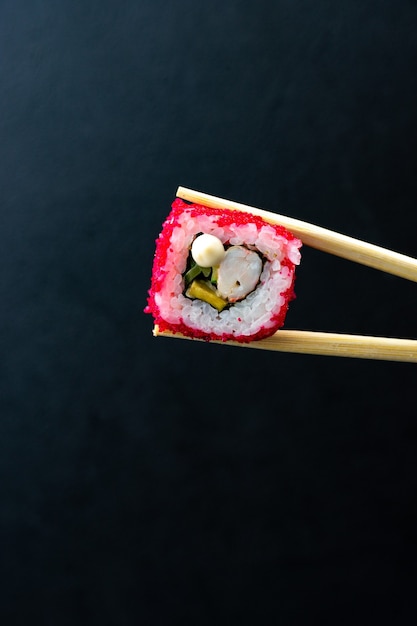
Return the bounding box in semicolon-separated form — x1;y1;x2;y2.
1;2;417;624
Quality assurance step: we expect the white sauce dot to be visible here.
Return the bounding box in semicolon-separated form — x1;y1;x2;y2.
191;234;225;268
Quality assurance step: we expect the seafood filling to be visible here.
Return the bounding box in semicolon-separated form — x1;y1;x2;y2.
217;246;262;302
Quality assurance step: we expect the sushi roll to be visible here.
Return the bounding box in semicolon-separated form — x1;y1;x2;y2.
145;198;302;342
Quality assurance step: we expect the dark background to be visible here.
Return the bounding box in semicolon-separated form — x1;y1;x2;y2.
1;1;417;624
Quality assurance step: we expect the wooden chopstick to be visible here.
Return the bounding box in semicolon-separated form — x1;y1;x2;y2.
154;326;417;363
152;187;417;362
177;186;417;282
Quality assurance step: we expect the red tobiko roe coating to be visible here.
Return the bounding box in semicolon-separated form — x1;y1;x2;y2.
145;198;299;342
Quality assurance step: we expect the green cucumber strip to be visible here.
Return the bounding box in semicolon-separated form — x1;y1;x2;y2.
211;266;219;284
184;263;204;285
184;264;213;285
